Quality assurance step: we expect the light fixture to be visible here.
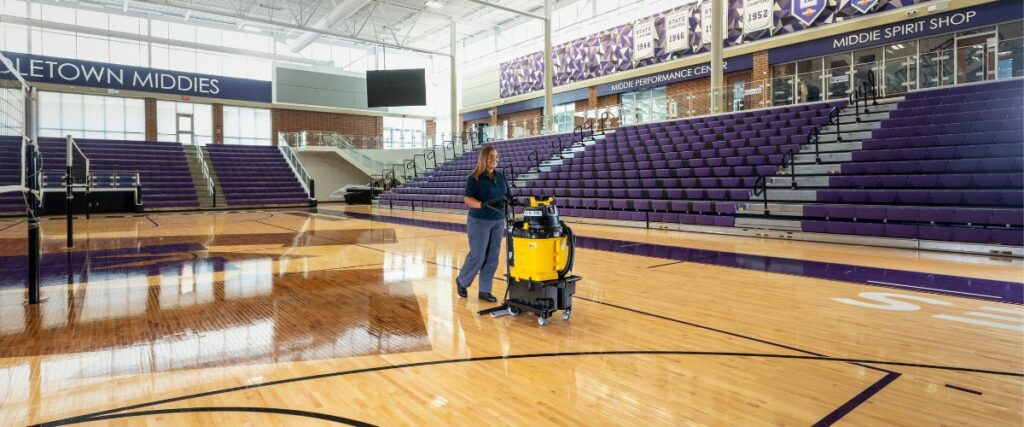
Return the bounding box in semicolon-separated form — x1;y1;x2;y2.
425;1;443;9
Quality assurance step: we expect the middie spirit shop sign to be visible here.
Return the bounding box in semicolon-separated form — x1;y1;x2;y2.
770;0;1024;64
0;51;272;103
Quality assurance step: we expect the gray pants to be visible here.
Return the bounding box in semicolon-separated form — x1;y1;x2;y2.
456;216;505;294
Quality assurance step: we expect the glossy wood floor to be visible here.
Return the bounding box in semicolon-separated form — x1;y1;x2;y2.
0;204;1020;426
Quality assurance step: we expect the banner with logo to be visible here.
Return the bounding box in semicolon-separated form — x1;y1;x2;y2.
849;0;880;14
743;0;773;33
666;10;691;52
792;0;827;26
633;19;656;61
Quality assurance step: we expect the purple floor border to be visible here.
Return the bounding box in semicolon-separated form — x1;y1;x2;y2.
326;209;1024;305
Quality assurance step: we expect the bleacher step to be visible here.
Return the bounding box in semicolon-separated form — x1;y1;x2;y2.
821;121;879;133
794;151;853;164
800;141;861;153
817;131;872;142
735;216;802;231
768;176;829;187
762;189;817;202
787;164;842;175
835;111;890;124
737;202;804;216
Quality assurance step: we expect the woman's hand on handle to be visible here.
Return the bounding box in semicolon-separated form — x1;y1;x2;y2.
464;196;483;209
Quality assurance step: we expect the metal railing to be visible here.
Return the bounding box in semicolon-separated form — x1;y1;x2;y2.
192;136;217;207
278;144;316;203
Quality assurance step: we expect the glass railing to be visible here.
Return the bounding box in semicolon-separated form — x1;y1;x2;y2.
277;144;314;199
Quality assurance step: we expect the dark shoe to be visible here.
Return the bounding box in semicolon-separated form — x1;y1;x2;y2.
456;281;468;298
478;292;497;303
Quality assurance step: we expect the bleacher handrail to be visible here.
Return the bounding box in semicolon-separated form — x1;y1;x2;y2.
278;144;316;201
191;136;217;207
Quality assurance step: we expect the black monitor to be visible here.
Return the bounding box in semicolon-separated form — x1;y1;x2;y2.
366;68;426;107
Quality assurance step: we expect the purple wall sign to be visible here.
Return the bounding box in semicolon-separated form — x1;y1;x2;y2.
596;54;754;97
792;0;829;26
769;0;1024;64
0;51;272;103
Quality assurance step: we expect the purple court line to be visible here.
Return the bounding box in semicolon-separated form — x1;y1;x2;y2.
326;210;1024;305
813;371;902;426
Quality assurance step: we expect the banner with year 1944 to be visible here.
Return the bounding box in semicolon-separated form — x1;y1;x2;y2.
632;19;656;61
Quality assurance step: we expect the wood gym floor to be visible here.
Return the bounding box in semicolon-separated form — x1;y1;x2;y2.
0;203;1020;426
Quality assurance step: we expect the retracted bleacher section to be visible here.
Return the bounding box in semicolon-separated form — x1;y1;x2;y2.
0;137;23;215
37;138;200;210
378;133;581;210
204;145;311;207
524;101;845;225
802;79;1024;246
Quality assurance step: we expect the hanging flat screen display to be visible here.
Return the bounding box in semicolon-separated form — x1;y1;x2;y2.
366;68;426;107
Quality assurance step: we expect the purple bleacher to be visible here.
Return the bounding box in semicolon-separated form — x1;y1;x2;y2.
0;137;24;215
804;79;1024;246
36;138;200;210
205;145;311;207
520;101;843;225
379;132;584;210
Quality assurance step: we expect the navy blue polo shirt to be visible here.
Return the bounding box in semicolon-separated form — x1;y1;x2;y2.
464;171;510;220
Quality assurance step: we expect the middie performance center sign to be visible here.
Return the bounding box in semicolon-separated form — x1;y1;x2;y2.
596;54;753;96
0;51;272;103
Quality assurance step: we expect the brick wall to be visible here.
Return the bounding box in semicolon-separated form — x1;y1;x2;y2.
498;108;543;139
144;98;157;141
425;119;436;141
212;104;224;144
271;109;382;146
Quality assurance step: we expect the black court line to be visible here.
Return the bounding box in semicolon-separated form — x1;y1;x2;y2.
944;384;984;395
0;220;24;234
35;350;1021;426
647;260;682;269
36;407;375;427
814;371;902;426
144;215;159;228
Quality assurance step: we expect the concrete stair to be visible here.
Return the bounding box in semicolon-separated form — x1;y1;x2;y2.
183;145;226;209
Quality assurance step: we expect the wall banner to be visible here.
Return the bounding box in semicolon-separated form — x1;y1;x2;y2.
633;20;656;61
850;0;880;15
743;0;773;33
666;11;691;52
792;0;827;26
0;51;272;103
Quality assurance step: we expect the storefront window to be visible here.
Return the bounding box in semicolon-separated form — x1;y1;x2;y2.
620;87;667;126
553;103;575;133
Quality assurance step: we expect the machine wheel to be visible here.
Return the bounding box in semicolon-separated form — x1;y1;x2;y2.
508;306;520;317
537;316;548;326
562;310;572;321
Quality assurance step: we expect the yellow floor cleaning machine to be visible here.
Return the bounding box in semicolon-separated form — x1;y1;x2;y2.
478;195;580;326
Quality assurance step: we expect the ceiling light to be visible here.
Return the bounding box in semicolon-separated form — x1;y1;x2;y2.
425;1;443;9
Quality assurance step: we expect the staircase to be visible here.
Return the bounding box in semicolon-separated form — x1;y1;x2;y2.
182;145;225;209
735;96;902;229
515;131;606;188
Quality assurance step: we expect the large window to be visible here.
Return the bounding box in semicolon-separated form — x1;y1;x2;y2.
37;92;145;140
772;20;1023;98
552;102;576;133
620;87;667;125
383;117;425;149
223;106;272;146
156;101;212;145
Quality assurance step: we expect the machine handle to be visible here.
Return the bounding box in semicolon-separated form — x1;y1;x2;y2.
558;221;575;278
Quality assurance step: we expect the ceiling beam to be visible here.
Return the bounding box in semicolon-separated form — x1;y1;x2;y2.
463;0;546;21
130;0;450;56
289;0;372;53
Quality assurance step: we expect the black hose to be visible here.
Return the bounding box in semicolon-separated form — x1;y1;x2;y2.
558;221;575;278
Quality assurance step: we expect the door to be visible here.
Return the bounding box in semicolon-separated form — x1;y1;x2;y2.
824;53;852;100
853;47;882;95
956;32;997;83
176;114;195;145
